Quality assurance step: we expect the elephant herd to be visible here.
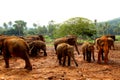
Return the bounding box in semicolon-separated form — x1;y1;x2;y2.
0;34;115;71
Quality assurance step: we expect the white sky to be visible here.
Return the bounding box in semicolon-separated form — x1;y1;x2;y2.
0;0;120;27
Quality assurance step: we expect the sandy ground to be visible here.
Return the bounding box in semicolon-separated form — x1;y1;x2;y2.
0;42;120;80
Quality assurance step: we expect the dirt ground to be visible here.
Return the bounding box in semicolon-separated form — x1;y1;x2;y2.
0;42;120;80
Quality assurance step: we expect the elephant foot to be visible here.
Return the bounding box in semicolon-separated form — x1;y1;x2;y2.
75;63;78;67
24;65;32;70
97;61;101;64
5;65;9;68
44;54;47;56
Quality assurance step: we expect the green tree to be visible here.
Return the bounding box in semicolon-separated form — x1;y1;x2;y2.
33;23;37;28
8;21;12;27
55;17;96;38
3;22;8;29
37;25;47;35
47;20;56;38
13;20;27;36
114;23;120;35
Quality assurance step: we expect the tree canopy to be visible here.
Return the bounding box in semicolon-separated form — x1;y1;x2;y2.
54;17;96;38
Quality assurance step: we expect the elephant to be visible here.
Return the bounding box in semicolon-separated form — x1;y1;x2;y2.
54;35;80;55
25;35;45;43
29;40;47;57
56;43;78;67
2;36;32;70
96;35;110;64
95;37;115;50
81;42;95;62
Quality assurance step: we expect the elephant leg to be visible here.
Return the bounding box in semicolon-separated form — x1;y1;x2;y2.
71;55;78;67
4;58;9;68
104;52;109;64
68;56;71;66
59;58;62;65
31;48;37;57
92;52;95;61
21;53;32;70
83;52;85;61
98;50;102;64
75;44;80;55
3;50;11;68
112;44;115;50
63;56;66;66
43;49;47;56
86;51;91;62
101;49;104;60
57;54;62;65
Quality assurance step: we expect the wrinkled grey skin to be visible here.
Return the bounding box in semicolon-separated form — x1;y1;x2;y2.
56;43;78;67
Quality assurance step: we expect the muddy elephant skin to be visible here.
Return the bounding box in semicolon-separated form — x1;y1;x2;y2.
29;40;47;57
25;35;45;43
54;35;80;55
81;42;95;62
2;36;32;70
97;35;110;64
56;43;78;67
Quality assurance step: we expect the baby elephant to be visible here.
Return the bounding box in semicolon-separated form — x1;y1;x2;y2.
81;42;95;62
56;43;78;67
29;40;47;57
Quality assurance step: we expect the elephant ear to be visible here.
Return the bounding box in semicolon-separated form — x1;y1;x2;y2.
97;39;104;46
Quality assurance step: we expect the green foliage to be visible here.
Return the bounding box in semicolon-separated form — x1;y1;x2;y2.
37;26;47;35
97;17;120;35
13;20;27;36
54;17;96;38
116;35;120;41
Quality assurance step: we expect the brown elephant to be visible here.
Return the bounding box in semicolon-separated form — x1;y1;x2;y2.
95;37;115;50
56;43;78;67
54;35;80;55
2;36;32;70
25;35;45;43
96;35;110;64
29;40;47;57
81;42;95;62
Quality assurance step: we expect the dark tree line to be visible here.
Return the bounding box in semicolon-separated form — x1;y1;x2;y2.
1;17;119;40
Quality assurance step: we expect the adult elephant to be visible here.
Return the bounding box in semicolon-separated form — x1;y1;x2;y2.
2;36;32;70
54;35;80;55
56;43;78;67
97;35;110;64
95;36;115;50
25;35;45;43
